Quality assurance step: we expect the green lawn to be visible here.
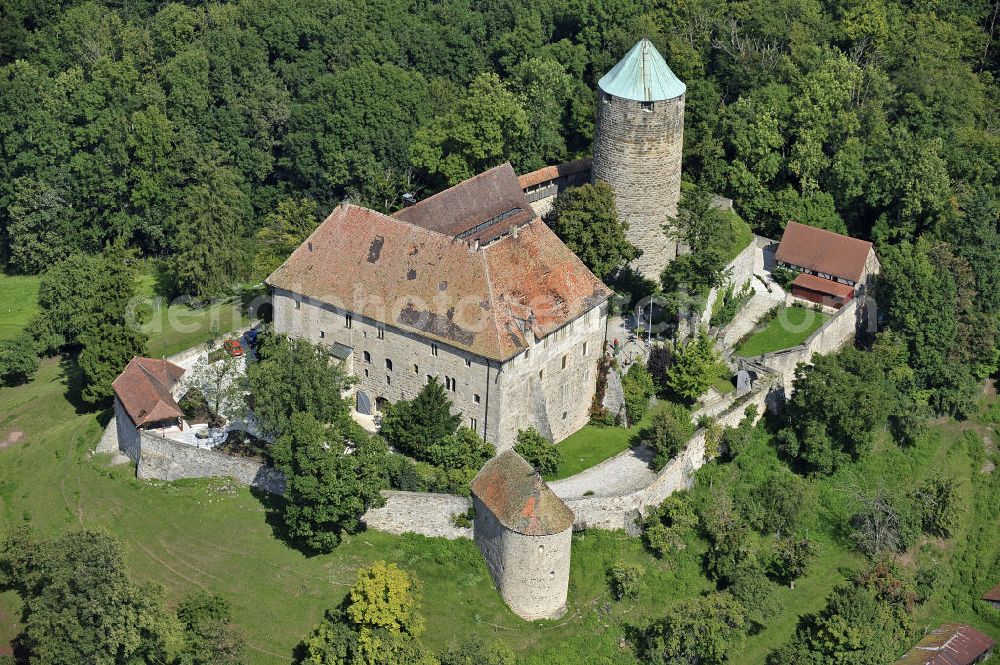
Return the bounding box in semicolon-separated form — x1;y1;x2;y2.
546;413;652;482
0;359;702;664
0;274;40;341
135;263;252;357
736;306;831;357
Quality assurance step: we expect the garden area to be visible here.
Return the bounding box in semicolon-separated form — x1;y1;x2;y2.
735;305;830;357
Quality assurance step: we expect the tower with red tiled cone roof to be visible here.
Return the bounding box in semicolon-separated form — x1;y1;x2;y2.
470;450;574;620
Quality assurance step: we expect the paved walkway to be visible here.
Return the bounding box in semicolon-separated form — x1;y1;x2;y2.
718;248;786;349
548;444;657;499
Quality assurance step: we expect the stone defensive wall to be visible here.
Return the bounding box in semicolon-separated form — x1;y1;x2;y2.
361;490;472;540
135;430;286;494
699;234;767;327
518;159;593;219
359;379;774;539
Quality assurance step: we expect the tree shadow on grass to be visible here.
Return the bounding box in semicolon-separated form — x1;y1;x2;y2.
58;353;103;416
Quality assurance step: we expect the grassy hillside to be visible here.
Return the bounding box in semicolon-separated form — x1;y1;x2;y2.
0;358;996;663
0;275;40;341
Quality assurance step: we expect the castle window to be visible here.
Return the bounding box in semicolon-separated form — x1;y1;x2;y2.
582;341;589;356
363;368;369;378
465;358;471;367
602;92;611;103
525;348;530;359
377;326;384;339
426;374;432;385
474;394;481;404
385;358;393;371
413;364;419;374
538;370;544;381
431;343;438;356
363;351;371;363
641;101;654;112
345;313;352;328
294;299;301;310
470;417;477;430
319;331;325;339
561;355;567;370
386;375;391;386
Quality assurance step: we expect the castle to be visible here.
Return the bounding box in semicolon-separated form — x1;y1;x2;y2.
267;40;688;620
268;40;687;451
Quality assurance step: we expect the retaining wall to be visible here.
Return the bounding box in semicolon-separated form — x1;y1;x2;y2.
358;382;772;538
744;296;861;394
136;431;286;494
361;491;472;540
700;235;768;328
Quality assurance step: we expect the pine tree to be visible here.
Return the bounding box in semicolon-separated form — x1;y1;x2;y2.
169;161;250;299
78;243;147;405
380;377;462;458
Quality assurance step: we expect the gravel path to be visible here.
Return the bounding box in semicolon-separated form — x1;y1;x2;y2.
549;445;658;499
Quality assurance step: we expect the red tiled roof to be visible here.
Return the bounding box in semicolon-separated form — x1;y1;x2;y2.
776;221;874;283
266;181;611;362
393;163;535;245
112;357;185;427
517;158;593;189
791;272;856;299
983;583;1000;602
471;450;574;536
895;624;996;665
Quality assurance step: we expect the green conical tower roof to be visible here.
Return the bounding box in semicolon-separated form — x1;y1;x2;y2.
598;39;686;102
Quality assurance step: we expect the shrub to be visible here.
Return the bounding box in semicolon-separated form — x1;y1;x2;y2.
451;507;475;529
622;362;656;423
514;427;562;475
641;493;698;558
608;561;644;601
771;267;796;289
730;568;780;625
0;333;38;386
178;387;212;423
642;401;694;468
385;455;424;492
908;476;962;538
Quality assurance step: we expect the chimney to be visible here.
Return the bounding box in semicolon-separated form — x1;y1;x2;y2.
402;192;417;207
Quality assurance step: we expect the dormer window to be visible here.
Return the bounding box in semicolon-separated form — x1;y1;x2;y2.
641;101;654;112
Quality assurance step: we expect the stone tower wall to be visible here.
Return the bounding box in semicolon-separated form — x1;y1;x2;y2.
472;494;572;620
592;93;685;280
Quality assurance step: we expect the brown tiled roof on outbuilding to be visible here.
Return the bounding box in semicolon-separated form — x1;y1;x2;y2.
983;583;1000;602
895;623;996;665
112;357;185;427
776;221;874;283
393;163;536;245
517;158;593;189
266;169;611;362
791;272;856;299
471;450;574;536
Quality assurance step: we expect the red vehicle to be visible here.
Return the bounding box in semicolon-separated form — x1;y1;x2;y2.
222;339;244;357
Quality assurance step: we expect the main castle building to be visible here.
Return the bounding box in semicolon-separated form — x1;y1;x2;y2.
267;164;612;451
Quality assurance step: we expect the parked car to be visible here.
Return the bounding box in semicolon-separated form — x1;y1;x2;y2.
223;339;244;357
244;329;258;348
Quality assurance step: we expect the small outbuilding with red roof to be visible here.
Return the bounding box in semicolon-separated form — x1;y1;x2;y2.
110;357;186;462
775;221;880;309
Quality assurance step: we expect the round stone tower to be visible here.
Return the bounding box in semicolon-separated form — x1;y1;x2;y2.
470;450;574;621
592;38;686;280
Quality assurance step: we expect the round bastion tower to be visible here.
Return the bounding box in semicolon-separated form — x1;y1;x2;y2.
592;38;686;280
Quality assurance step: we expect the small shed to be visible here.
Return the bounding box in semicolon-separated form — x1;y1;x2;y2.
895;623;995;665
470;450;574;620
983;583;1000;610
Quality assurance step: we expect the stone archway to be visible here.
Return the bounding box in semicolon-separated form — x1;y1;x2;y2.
375;397;390;413
356;391;372;415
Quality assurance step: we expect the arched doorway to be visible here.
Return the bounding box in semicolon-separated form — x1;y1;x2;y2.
375;397;390;413
356;391;372;415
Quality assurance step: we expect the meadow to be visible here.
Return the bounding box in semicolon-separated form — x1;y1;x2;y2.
0;304;997;663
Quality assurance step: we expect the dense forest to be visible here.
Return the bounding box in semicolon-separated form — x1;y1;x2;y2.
2;0;998;409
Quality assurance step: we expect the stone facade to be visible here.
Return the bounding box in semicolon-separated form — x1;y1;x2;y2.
272;287;608;450
472;492;573;621
592;92;685;280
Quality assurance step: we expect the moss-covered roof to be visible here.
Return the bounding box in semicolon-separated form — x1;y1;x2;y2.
471;450;574;536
